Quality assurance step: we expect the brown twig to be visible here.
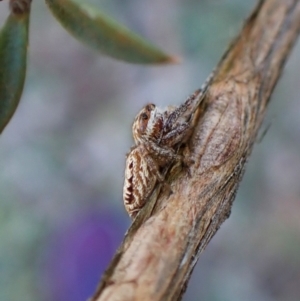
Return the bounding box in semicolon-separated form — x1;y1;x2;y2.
91;0;300;300
9;0;31;15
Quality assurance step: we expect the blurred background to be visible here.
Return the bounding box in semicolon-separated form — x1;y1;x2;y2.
0;0;300;300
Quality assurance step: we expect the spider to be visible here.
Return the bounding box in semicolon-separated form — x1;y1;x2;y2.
123;89;204;217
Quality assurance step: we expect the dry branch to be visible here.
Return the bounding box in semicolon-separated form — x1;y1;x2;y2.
91;0;300;300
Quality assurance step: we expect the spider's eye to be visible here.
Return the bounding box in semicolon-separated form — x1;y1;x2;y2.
146;104;155;112
141;113;148;120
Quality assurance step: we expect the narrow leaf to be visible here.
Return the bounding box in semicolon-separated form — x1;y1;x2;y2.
0;11;30;133
45;0;177;64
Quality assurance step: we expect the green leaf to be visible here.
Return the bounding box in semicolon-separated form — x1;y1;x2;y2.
45;0;178;64
0;11;30;133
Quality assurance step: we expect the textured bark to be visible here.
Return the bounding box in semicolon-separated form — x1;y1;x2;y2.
91;1;300;300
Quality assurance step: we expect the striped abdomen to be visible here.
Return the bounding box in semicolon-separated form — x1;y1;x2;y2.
123;144;159;217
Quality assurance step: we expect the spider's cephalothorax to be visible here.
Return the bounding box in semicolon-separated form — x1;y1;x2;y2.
132;103;164;145
132;89;202;149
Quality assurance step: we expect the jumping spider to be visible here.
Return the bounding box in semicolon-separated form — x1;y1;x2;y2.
123;89;203;217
